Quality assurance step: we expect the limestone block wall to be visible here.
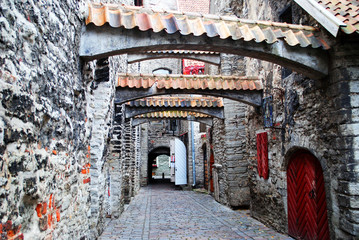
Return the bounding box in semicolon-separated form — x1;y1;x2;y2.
0;0;94;239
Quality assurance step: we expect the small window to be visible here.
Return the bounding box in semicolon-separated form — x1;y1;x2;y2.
199;123;206;132
134;0;143;6
279;5;293;78
153;68;172;75
279;4;292;24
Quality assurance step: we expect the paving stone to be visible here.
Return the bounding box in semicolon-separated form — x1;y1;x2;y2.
99;183;292;239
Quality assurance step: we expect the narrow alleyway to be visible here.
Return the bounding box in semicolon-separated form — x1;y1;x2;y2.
99;184;292;240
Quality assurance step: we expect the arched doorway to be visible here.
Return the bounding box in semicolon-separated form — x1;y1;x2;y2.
148;147;170;184
209;149;215;193
202;144;208;190
287;151;330;240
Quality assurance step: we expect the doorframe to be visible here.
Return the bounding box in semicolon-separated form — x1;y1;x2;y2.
284;147;333;238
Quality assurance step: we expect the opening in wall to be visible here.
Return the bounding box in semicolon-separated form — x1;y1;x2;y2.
279;4;293;79
152;68;172;75
134;0;143;6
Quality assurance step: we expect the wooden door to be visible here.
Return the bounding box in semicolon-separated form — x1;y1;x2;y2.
203;145;209;190
175;138;187;185
287;152;330;240
209;150;214;192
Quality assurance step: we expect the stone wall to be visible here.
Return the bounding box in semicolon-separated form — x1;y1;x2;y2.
210;0;359;238
0;0;93;239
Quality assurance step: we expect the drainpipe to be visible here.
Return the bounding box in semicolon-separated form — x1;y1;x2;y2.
191;121;196;187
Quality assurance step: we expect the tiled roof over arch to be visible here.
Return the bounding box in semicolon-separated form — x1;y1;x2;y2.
126;96;223;108
116;73;263;91
86;3;329;49
135;111;210;118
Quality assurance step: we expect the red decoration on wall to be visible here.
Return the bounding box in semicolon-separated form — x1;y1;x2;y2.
256;132;268;179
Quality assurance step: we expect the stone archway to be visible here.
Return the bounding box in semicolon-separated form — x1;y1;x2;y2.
147;147;171;184
80;3;330;80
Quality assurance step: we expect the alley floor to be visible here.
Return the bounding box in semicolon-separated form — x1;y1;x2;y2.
99;183;292;240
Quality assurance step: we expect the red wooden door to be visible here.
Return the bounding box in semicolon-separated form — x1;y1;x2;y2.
209;150;214;192
203;145;209;190
287;152;330;240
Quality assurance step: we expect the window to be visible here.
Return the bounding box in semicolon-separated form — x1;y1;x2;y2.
279;5;293;78
152;68;172;75
279;4;292;24
199;123;206;132
134;0;143;6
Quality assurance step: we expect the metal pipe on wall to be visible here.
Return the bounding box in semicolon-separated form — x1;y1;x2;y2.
191;121;196;187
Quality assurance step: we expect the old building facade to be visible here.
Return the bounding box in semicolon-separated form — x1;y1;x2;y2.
1;0;358;240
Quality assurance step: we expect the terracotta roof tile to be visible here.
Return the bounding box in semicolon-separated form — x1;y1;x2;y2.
117;74;263;91
127;96;223;108
135;111;210;118
315;0;359;34
86;3;329;49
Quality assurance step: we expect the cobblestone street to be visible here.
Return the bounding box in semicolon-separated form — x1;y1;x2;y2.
99;183;292;240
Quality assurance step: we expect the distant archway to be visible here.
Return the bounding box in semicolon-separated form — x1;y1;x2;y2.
148;147;171;184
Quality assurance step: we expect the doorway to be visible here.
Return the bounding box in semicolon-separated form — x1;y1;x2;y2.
287;151;330;240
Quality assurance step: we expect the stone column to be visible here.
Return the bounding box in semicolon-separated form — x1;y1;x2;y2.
330;41;359;238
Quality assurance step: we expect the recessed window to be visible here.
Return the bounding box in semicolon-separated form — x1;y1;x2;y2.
134;0;143;6
279;5;293;79
152;68;172;75
279;4;292;24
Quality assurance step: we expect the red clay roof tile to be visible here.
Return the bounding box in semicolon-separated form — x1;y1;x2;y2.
86;3;328;49
315;0;359;34
117;74;264;91
135;111;210;118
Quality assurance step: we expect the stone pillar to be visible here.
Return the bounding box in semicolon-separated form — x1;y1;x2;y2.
330;41;359;238
211;118;228;205
107;104;124;218
87;58;116;237
217;54;249;207
140;124;149;186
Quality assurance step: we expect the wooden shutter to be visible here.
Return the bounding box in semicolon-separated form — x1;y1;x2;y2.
256;132;268;179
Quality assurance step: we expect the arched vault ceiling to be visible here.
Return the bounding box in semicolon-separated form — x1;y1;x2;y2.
80;3;330;79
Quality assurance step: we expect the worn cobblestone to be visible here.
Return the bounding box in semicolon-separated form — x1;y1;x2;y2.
99;184;292;239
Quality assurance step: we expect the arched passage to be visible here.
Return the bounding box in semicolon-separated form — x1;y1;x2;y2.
80;3;330;79
115;74;263;106
148;147;171;184
124;105;224;119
